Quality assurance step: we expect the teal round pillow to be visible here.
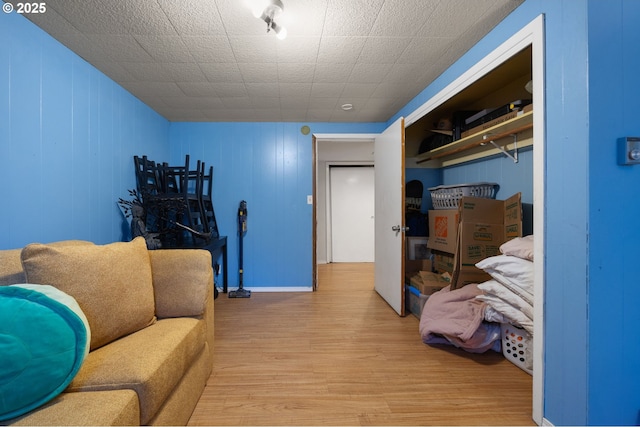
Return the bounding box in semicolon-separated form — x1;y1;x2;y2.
0;284;90;421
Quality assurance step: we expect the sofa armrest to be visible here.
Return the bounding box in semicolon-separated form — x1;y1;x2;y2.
148;249;213;319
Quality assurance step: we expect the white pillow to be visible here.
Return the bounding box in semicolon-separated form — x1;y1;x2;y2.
477;279;533;320
476;293;534;335
475;255;534;306
500;235;534;261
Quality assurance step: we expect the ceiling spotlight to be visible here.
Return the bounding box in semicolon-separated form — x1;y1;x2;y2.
252;0;287;40
341;103;354;111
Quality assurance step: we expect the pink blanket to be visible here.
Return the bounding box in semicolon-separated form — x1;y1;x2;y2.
419;284;499;353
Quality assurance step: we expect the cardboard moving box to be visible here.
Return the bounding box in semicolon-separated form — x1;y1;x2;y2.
451;192;522;289
427;210;459;254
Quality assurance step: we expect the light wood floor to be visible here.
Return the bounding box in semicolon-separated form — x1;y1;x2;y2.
188;263;534;426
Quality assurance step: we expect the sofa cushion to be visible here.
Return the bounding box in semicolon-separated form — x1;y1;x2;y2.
7;390;140;426
21;237;156;351
67;317;206;425
149;249;212;318
0;284;90;421
0;241;94;286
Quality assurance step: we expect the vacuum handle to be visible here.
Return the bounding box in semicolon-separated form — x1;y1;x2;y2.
238;200;247;233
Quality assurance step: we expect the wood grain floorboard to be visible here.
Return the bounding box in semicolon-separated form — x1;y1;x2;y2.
188;263;534;426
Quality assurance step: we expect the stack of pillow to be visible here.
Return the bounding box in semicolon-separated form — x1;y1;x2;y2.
475;235;534;334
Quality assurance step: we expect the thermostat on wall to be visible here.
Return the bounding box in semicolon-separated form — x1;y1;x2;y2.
618;137;640;165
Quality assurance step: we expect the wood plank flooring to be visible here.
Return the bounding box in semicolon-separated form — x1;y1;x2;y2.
188;263;534;426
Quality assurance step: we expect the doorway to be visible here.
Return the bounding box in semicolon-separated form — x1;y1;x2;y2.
328;165;375;262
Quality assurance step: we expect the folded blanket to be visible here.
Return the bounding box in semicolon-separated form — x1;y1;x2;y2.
419;285;500;353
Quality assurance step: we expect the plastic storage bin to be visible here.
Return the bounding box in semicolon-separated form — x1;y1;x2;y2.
428;182;499;209
501;323;533;375
405;285;429;319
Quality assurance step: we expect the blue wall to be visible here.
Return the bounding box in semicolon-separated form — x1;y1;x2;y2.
587;1;640;424
0;12;170;249
169;122;383;289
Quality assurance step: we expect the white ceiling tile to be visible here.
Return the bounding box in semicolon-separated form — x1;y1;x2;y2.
238;63;279;83
369;0;439;37
317;37;366;64
120;62;174;82
201;63;245;83
280;97;310;109
44;0;129;34
183;36;236;62
309;97;340;109
212;83;249;97
313;63;355;83
163;62;208;82
417;0;497;38
347;63;393;84
220;97;254;109
157;0;226;36
250;109;285;121
276;37;321;63
384;63;429;84
397;37;453;64
279;83;312;98
310;83;345;98
176;82;219;97
306;109;336;121
229;36;278;63
24;0;524;122
118;2;177;35
278;63;316;83
91;61;136;83
251;97;281;109
154;108;208;121
341;83;378;99
358;37;412;64
122;82;185;98
134;36;194;62
245;83;280;97
322;0;385;36
279;109;309;121
161;96;225;109
86;35;154;62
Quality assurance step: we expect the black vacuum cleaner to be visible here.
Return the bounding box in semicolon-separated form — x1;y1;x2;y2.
229;200;251;298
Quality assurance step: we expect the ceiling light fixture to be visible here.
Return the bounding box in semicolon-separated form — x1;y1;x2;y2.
341;103;354;111
251;0;287;40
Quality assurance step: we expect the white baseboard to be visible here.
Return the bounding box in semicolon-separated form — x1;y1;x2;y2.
541;417;554;426
223;287;313;293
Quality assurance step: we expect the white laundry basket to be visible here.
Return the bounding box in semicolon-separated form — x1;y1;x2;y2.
501;323;533;375
428;182;499;209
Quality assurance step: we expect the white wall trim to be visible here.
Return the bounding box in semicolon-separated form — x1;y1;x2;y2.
314;133;377;142
224;287;313;293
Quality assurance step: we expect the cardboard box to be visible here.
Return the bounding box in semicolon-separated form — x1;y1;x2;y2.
416;271;450;295
405;259;432;281
432;250;455;274
427;210;459;254
451;193;522;289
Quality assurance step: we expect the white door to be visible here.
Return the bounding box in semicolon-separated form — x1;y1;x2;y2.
374;118;405;315
329;166;375;262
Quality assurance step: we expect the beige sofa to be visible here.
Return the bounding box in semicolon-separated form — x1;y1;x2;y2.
0;237;214;426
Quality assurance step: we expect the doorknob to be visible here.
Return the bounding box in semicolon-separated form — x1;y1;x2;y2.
391;225;409;236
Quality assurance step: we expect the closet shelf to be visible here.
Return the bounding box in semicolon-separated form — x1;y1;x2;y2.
415;110;533;168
